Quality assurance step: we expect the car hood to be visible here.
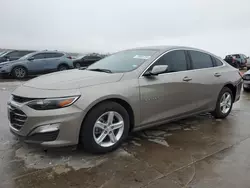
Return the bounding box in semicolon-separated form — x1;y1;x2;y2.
0;60;20;65
23;69;124;90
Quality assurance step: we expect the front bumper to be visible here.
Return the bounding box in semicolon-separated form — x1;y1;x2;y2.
243;80;250;88
8;98;85;147
0;65;12;74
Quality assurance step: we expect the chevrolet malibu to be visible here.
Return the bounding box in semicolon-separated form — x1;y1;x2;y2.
8;46;242;153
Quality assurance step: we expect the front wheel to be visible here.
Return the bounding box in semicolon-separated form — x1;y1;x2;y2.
79;101;130;154
12;66;27;79
211;87;233;119
75;62;81;69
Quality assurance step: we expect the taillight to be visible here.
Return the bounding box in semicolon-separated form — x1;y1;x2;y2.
67;56;72;59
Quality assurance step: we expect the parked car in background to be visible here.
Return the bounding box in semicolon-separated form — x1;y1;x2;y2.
242;70;250;91
8;46;242;153
0;50;34;64
224;54;248;69
0;50;7;56
245;57;250;70
73;54;105;68
0;51;74;79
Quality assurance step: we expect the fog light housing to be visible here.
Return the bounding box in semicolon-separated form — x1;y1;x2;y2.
27;124;60;142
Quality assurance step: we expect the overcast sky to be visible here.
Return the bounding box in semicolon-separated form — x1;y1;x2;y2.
0;0;250;56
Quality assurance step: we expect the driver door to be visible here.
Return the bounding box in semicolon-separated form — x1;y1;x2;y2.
139;50;199;126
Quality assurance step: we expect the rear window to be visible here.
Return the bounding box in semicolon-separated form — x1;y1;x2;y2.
46;53;64;58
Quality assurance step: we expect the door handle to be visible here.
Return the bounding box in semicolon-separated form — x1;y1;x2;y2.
183;76;192;82
214;72;221;77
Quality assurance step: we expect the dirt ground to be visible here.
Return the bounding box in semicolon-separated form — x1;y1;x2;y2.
1;79;250;188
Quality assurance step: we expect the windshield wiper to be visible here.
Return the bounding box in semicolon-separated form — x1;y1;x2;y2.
87;68;112;73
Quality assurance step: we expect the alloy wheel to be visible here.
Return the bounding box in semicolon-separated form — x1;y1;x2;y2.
220;92;232;114
14;67;26;78
93;111;124;147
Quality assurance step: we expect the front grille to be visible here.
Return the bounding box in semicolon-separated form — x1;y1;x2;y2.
12;95;36;103
8;105;27;130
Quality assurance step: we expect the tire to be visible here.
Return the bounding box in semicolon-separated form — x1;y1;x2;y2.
58;64;68;71
79;101;130;154
12;66;27;79
243;87;250;92
211;87;233;119
75;62;81;69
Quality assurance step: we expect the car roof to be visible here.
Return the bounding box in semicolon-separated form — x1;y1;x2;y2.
29;51;66;56
129;45;217;56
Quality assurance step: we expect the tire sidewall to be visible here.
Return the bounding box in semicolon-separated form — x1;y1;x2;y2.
80;101;130;154
58;65;68;71
214;87;233;118
75;62;81;69
12;66;27;79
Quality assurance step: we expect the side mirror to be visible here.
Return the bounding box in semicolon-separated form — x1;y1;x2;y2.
247;56;249;59
144;65;168;76
28;57;34;61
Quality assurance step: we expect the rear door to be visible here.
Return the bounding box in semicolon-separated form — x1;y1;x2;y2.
186;50;223;111
26;53;48;73
44;52;64;71
139;50;200;126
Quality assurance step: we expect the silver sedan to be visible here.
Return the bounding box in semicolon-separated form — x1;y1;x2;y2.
8;46;242;153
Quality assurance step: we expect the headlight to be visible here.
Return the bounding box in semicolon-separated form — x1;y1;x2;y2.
243;75;250;80
27;96;80;110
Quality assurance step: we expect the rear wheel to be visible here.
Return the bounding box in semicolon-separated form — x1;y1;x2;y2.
79;101;130;154
75;62;81;69
211;87;233;119
12;66;27;79
58;64;68;71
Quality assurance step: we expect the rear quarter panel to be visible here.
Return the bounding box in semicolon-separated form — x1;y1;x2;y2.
216;63;242;100
62;57;74;68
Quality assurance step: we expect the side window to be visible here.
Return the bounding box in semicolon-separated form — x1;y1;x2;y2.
19;51;31;57
213;57;223;66
46;53;64;58
189;51;213;69
32;53;46;60
149;50;187;73
83;56;92;60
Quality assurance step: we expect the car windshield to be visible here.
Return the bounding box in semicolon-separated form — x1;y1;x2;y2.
19;53;33;60
0;51;8;57
86;49;157;73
